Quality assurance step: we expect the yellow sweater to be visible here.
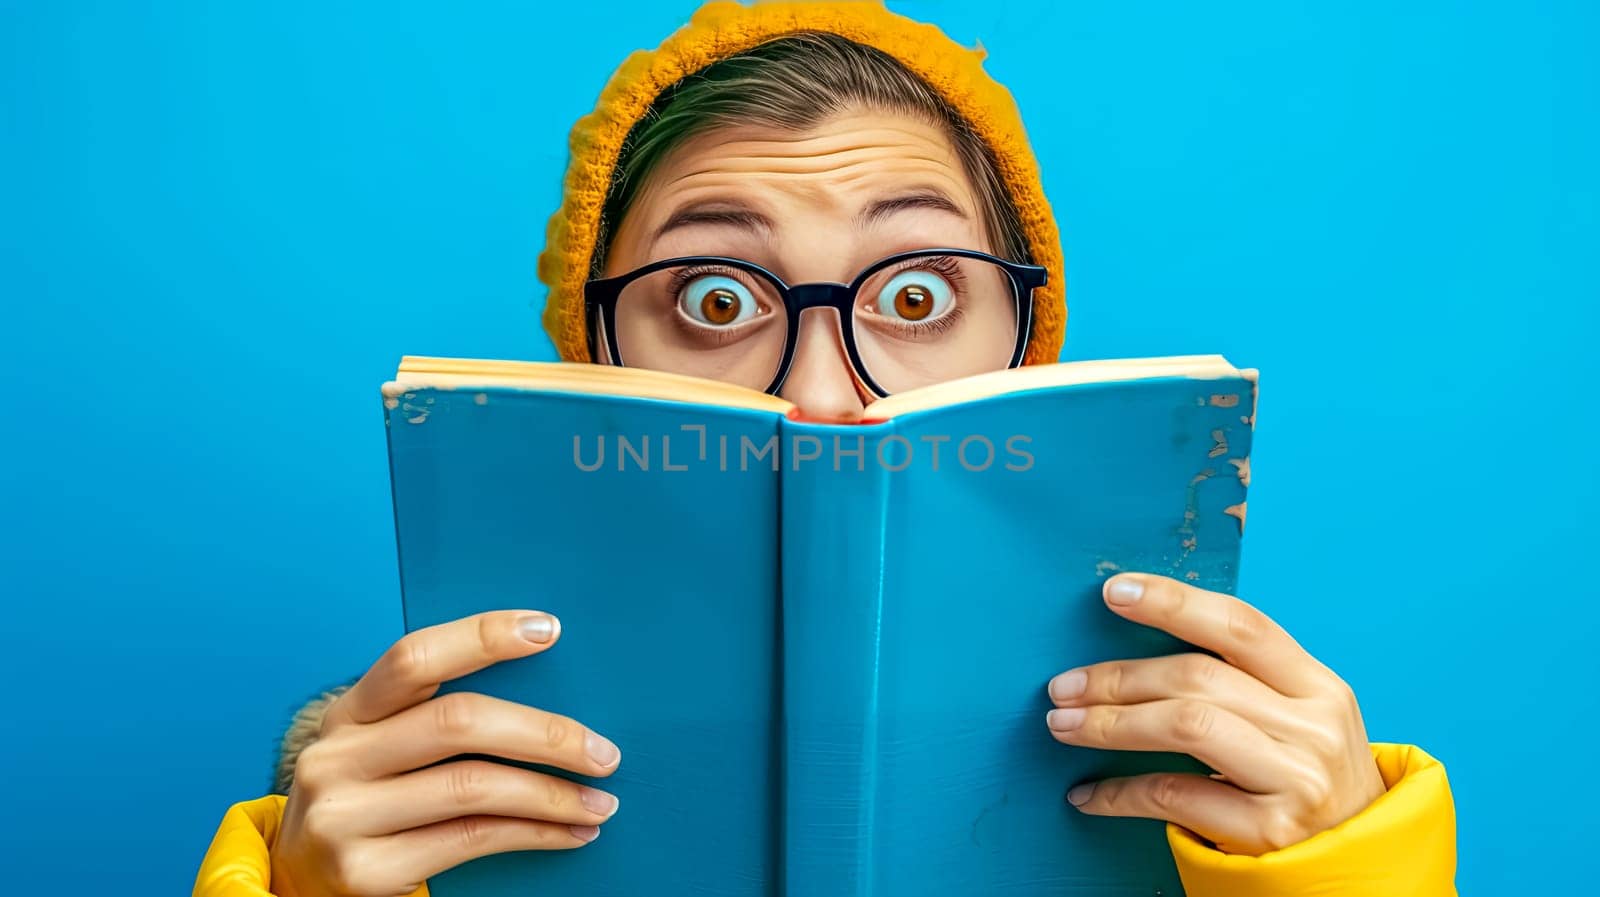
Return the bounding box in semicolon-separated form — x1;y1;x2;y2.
194;743;1455;897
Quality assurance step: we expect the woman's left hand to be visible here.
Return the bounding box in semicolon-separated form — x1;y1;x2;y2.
1046;572;1387;856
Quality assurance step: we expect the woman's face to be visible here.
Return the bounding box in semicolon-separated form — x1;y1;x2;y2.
602;109;1004;422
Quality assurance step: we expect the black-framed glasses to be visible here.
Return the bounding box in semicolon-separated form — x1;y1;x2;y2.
584;248;1046;398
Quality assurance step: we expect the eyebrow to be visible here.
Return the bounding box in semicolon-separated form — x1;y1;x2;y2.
857;190;969;228
649;189;970;245
652;202;774;243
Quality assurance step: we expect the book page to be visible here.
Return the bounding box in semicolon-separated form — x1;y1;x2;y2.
388;356;797;416
864;355;1241;420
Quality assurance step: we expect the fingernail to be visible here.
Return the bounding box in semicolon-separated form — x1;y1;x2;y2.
580;787;619;817
570;824;600;843
1049;670;1087;701
518;614;555;643
1067;783;1096;807
1106;577;1145;606
586;731;621;768
1046;708;1085;731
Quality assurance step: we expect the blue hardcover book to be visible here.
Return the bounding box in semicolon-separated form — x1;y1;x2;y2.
384;354;1255;897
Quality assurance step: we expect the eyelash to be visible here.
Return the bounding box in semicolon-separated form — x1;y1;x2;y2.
666;265;767;345
893;254;967;285
664;264;752;300
893;303;967;335
866;256;969;337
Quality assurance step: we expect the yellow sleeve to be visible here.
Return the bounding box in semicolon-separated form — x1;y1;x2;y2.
198;747;1453;896
192;795;429;897
1169;743;1457;897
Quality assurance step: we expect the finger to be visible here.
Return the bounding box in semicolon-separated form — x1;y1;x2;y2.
1046;699;1310;793
1048;653;1292;729
374;816;600;890
1067;773;1266;854
1101;574;1333;697
330;611;562;728
344;759;619;836
349;691;622;780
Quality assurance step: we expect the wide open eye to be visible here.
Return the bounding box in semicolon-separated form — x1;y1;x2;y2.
678;274;759;327
874;269;955;322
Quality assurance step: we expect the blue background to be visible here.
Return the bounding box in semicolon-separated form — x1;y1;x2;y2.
3;1;1595;893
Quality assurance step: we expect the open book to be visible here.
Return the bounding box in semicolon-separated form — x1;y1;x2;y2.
383;355;1256;897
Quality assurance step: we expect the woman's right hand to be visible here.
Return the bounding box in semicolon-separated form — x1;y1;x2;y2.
269;611;622;897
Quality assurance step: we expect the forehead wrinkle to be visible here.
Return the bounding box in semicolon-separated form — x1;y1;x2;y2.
672;148;958;180
614;112;988;274
822;163;969;193
660;157;970;210
687;138;940;162
661;119;963;180
672;115;952;154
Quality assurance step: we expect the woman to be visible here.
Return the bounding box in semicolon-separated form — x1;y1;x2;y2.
195;3;1456;895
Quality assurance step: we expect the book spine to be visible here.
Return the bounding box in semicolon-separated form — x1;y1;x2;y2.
779;422;894;897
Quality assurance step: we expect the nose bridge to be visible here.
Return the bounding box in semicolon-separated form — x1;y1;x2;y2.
790;301;846;356
786;281;852;372
777;294;866;423
785;281;854;314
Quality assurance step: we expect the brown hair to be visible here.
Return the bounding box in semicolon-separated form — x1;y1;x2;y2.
591;31;1029;276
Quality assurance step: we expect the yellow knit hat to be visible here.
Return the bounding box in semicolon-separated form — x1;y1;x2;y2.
537;0;1065;366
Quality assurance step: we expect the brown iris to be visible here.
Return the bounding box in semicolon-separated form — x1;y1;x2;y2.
893;284;934;321
700;288;742;325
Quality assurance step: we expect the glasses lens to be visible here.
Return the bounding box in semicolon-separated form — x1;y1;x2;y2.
612;263;788;392
853;254;1021;394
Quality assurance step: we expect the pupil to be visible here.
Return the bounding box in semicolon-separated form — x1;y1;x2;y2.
701;288;741;325
895;284;933;320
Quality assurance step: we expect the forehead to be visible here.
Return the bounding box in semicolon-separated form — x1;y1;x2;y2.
649;111;973;205
606;110;986;274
